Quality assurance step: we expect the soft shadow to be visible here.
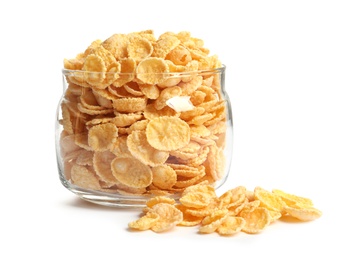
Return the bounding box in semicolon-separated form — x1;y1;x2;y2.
63;197;140;212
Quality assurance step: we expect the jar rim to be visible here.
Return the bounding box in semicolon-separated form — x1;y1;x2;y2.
62;64;226;77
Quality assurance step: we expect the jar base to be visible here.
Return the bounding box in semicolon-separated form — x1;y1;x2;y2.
60;178;181;208
59;176;228;208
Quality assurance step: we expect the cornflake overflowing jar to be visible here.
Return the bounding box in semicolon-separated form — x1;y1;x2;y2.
55;30;233;207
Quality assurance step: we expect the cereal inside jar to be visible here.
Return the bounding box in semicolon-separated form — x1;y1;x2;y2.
56;30;233;207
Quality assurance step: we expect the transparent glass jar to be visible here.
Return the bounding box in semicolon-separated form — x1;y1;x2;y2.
55;66;233;207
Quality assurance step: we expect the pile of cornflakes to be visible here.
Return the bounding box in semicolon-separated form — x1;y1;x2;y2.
59;30;228;196
128;182;322;235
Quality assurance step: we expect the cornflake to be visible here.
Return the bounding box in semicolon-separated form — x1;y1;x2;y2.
146;116;190;151
88;123;118;152
136;57;169;84
111;156;153;188
127;130;169;167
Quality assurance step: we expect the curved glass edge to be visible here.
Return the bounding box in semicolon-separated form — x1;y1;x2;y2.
62;65;226;77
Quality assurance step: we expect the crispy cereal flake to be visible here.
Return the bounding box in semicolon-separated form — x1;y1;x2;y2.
136;57;169;84
240;207;271;234
216;216;246;236
88;123;118;151
128;212;160;231
151;165;177;190
283;204;322;221
272;189;314;207
149;203;183;233
146;116;190;151
111;156;153;188
254;186;286;213
70;165;101;190
127;130;169;167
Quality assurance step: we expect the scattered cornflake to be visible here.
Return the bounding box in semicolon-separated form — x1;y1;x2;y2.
240;207;271;234
128;211;160;231
216;215;246;236
283;204;322;221
148;203;183;233
127;184;322;235
254;186;286;213
272;188;314;207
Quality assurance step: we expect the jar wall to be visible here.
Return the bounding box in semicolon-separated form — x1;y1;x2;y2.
56;67;233;207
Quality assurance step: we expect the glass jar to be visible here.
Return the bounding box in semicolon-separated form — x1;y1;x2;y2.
55;66;233;207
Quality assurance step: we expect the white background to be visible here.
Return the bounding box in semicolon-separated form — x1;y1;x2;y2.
0;0;345;259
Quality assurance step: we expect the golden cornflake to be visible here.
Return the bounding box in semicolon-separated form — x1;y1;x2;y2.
108;85;134;98
216;216;246;236
93;150;118;187
175;204;203;226
144;103;179;120
123;82;144;97
146;116;190;151
136;57;169;84
283;204;322;221
146;196;176;209
112;58;136;87
180;191;213;209
187;112;215;126
127;130;169;167
112;97;147;113
80;88;102;110
82;54;106;85
138;83;160;99
272;189;314;207
111;136;131;157
101;33;129;60
88;123;118;151
70;165;101;190
92;89;113;108
151;165;177;190
157;76;182;88
112;112;143;127
127;36;153;61
176;146;210;167
60;133;80;159
201;209;229;226
128;212;160;231
151;34;180;59
61;102;74;135
75;150;94;166
240;207;271;234
111;156;152;188
205;144;226;181
149;203;183;233
254;186;286;213
179;76;203;96
199;209;229;234
166;45;192;66
219;186;247;210
154;86;182;110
